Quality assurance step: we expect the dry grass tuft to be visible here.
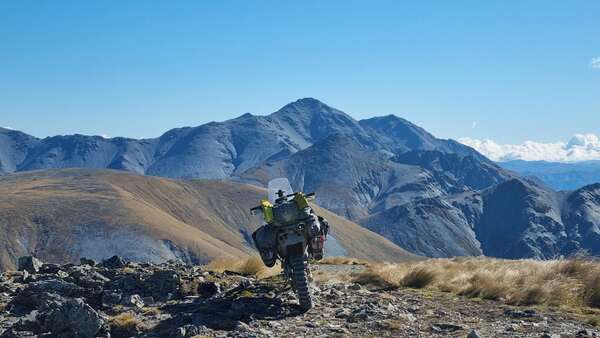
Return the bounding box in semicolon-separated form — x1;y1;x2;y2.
109;312;145;333
587;314;600;327
459;272;506;300
181;277;202;296
517;286;547;306
206;255;282;279
353;269;394;289
401;267;436;289
557;259;588;276
584;275;600;308
352;263;436;290
317;256;367;265
351;257;600;310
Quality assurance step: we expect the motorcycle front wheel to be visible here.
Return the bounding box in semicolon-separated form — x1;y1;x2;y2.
288;253;313;309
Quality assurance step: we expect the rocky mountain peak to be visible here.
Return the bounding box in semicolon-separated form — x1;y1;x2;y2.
278;97;332;112
574;182;600;194
359;114;441;151
567;182;600;206
272;98;355;122
360;114;416;128
265;98;372;148
485;177;543;198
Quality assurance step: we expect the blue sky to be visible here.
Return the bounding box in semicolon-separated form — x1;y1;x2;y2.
1;1;599;143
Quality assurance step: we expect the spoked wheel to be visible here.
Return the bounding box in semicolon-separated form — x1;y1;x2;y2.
288;254;313;310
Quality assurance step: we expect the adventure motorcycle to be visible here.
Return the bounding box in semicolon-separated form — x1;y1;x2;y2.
251;178;328;309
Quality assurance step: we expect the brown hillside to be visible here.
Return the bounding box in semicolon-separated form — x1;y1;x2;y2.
0;169;415;270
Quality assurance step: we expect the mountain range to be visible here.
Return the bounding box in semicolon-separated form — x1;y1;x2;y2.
500;160;600;191
2;98;600;260
0;99;484;178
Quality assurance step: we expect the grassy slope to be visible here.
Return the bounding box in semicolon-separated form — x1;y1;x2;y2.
0;169;415;270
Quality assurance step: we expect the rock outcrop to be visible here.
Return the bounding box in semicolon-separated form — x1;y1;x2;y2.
0;256;597;337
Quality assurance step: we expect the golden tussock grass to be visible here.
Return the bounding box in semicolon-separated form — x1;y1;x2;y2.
316;256;367;266
108;312;144;330
206;255;282;279
351;257;600;310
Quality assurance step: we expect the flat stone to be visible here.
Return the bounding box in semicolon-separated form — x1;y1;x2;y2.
467;329;482;338
121;294;145;308
431;323;463;333
347;283;362;290
505;309;538;318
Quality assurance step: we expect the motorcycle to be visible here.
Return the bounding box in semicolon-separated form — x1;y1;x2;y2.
250;178;327;310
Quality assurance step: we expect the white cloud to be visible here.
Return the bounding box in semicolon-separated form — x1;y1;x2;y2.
99;134;109;139
592;57;600;69
459;133;600;162
471;121;477;129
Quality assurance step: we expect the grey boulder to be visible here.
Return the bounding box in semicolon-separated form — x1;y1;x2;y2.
17;256;43;273
39;298;104;338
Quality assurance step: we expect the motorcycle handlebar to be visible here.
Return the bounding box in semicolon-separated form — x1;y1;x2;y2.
257;192;317;209
283;192;316;198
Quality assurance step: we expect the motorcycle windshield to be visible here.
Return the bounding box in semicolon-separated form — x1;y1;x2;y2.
267;178;294;203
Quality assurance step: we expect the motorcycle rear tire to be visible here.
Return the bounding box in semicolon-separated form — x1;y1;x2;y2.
289;254;313;310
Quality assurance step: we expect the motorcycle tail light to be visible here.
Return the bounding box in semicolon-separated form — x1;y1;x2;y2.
311;236;325;250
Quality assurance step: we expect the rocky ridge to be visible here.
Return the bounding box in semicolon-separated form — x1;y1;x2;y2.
0;256;598;337
364;177;600;259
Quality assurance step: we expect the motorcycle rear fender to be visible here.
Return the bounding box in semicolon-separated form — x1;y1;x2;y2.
286;242;305;256
277;229;306;257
